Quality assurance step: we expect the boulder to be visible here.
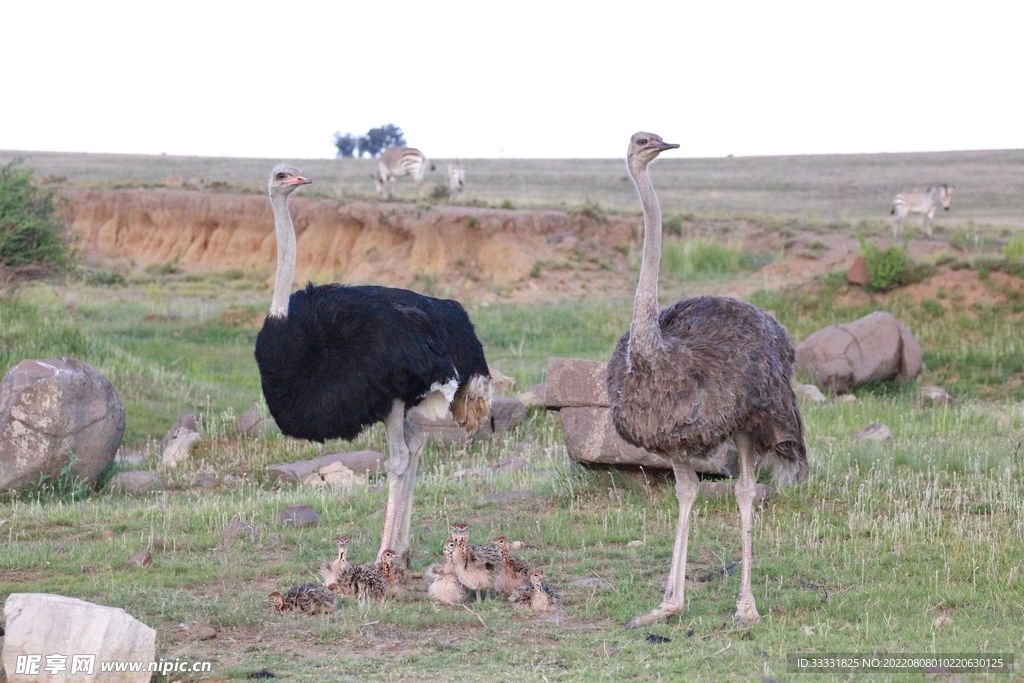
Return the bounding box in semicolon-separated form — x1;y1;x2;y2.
491;396;527;433
544;358;610;409
303;461;366;488
795;312;921;393
919;385;956;406
795;384;827;403
3;593;156;683
107;470;165;494
234;409;265;436
280;504;319;529
0;358;125;491
265;450;385;484
847;256;868;285
488;367;518;393
559;407;739;475
518;383;546;409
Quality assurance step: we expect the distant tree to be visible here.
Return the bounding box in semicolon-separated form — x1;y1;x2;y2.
357;124;407;158
0;159;72;273
333;132;358;158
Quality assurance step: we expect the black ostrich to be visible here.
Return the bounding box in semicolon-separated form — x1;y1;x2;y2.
607;133;806;629
255;164;492;566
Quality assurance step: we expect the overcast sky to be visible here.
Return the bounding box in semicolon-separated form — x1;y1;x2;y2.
4;1;1020;160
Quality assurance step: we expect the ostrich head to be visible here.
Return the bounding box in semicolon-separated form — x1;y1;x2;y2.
626;132;679;175
449;522;468;541
268;591;285;612
380;548;399;576
442;539;458;560
492;536;510;553
530;570;546;587
268;163;311;197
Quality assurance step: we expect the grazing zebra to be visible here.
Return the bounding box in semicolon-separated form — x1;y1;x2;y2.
891;184;955;237
372;147;435;199
447;160;465;196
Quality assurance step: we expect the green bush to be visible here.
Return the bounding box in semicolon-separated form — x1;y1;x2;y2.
860;240;908;291
0;159;72;271
660;238;762;280
1002;234;1024;262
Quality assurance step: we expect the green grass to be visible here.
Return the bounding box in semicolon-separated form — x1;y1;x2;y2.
2;272;1024;681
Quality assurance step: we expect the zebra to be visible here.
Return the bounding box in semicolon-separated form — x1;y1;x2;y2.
891;184;955;237
372;147;435;199
447;160;465;196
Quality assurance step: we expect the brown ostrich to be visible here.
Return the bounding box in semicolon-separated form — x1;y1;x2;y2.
508;570;562;613
491;536;531;597
425;539;470;605
449;522;501;602
607;132;807;629
269;583;338;614
335;556;388;605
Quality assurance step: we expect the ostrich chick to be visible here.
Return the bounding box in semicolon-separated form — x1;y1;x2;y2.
269;583;338;614
426;539;470;605
509;570;562;613
449;522;501;602
336;561;388;605
320;537;349;586
379;548;409;598
492;536;531;597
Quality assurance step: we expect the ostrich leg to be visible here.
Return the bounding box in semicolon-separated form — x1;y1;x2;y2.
733;431;761;624
625;458;699;629
380;400;422;566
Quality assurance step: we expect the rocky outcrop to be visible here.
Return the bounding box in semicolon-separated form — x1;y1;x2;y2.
795;312;922;393
3;593;156;683
0;358;125;491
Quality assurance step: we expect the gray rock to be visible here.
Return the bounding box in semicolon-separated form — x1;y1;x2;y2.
919;385;956;406
852;423;893;441
544;357;610;409
265;450;385;484
518;383;546;408
161;413;201;451
491;396;527;433
488;367;518;393
795;383;827;403
3;593;156;683
796;312;921;393
280;504;319;529
560;407;739;475
224;517;258;540
162;427;201;467
195;626;217;641
0;358;125;491
107;470;164;494
234;409;265;436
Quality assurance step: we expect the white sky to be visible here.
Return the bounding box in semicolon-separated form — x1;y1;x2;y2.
3;1;1020;160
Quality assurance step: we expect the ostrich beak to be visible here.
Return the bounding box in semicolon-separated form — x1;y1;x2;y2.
284;176;312;186
655;141;680;152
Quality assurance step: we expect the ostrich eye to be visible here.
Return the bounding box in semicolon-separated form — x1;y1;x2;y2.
637;138;648;145
276;173;286;179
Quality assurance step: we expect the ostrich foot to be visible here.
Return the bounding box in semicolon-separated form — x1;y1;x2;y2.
625;601;684;630
733;595;760;625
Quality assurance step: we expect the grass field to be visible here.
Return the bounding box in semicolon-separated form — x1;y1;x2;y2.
1;148;1024;681
4;148;1024;227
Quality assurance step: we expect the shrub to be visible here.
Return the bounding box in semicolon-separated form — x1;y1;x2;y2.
428;183;450;201
0;159;72;271
1002;234;1024;262
859;240;907;292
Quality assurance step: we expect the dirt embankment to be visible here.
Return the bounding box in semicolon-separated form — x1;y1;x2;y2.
61;189;649;302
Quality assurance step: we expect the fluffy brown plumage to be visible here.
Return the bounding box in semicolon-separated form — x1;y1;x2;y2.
379;548;409;598
425;539;470;605
335;562;388;605
508;570;562;613
320;537;349;586
449;522;502;602
491;536;532;597
269;583;338;614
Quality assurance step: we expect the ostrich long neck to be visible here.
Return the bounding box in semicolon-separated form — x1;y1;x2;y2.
628;161;664;360
269;191;297;318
